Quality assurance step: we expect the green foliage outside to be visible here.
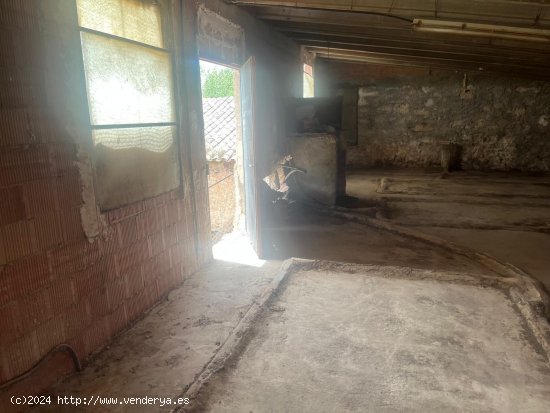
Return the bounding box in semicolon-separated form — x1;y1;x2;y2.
202;68;234;98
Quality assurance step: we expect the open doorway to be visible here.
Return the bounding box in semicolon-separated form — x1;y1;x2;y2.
200;60;240;243
200;59;264;266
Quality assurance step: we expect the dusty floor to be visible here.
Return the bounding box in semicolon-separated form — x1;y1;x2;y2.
33;210;495;412
265;205;498;276
346;169;550;290
189;262;550;413
33;238;281;413
31;169;550;412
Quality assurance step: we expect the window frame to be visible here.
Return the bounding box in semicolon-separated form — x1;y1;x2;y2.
303;63;315;98
76;0;183;211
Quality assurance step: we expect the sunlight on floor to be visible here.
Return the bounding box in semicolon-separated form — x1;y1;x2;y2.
212;231;266;267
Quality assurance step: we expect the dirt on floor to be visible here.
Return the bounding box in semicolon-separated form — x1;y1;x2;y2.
345;169;550;290
31;258;282;413
419;228;550;290
188;262;550;413
265;204;497;276
33;204;498;412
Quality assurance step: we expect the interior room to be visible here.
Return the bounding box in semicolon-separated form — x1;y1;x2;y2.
1;1;549;412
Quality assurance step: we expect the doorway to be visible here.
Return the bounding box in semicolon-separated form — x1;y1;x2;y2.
199;60;241;244
200;58;263;265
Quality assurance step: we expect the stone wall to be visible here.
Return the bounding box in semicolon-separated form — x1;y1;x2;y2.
208;161;235;241
322;62;550;171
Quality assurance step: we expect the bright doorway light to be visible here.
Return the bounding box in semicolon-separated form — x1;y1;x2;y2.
212;232;266;267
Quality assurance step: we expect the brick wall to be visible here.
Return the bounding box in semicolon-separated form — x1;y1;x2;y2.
0;0;210;404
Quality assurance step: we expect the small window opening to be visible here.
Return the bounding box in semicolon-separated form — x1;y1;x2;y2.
303;63;314;98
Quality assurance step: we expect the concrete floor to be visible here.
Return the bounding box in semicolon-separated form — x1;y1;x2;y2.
346;169;550;290
34;169;550;412
189;263;550;413
35;210;495;412
420;228;550;289
34;239;282;413
265;204;496;276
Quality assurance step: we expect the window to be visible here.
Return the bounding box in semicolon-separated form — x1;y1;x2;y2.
77;0;180;210
303;63;314;98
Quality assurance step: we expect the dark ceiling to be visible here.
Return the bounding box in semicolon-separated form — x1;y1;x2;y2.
226;0;550;79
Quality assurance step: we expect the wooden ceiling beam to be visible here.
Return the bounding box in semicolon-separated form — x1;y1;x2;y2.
235;1;550;26
311;48;550;80
286;32;550;63
305;43;550;70
225;2;550;79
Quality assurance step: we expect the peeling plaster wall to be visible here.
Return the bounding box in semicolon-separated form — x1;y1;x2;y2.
197;0;302;178
197;5;244;67
324;62;550;171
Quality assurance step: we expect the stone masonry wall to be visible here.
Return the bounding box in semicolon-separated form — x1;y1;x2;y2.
326;62;550;171
208;161;235;241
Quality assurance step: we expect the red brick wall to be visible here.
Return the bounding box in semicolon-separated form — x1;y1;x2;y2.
0;0;210;404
